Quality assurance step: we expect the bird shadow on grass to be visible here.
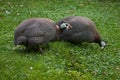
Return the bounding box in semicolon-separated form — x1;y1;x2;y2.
13;45;50;55
62;41;98;49
13;41;104;56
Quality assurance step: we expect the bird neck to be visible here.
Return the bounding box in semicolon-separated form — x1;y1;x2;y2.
55;25;67;40
55;25;61;40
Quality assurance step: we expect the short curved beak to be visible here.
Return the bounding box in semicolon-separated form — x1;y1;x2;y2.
101;46;104;49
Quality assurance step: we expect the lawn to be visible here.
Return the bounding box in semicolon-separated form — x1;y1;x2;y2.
0;0;120;80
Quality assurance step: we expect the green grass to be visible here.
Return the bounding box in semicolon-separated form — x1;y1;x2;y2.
0;0;120;80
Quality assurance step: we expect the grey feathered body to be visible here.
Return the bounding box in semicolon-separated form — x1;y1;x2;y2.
14;18;56;49
56;16;101;44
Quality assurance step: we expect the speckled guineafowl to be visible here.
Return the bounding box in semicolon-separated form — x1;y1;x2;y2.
14;18;72;52
56;16;106;49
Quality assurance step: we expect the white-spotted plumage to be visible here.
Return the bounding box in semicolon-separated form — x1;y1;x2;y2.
56;16;106;49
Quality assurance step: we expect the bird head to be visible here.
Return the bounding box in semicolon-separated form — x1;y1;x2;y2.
16;36;27;45
55;22;72;40
100;40;106;49
60;22;72;30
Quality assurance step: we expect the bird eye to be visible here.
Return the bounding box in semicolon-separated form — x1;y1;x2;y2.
65;23;68;26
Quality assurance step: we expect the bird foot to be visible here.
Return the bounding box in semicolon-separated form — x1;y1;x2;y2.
39;48;44;53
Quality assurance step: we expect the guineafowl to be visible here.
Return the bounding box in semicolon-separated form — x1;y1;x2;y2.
56;16;106;49
14;18;72;52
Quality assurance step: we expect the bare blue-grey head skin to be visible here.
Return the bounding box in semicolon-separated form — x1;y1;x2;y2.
100;40;106;49
60;23;72;30
56;16;106;49
14;18;72;52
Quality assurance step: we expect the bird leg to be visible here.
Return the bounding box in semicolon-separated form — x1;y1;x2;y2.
39;48;43;53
